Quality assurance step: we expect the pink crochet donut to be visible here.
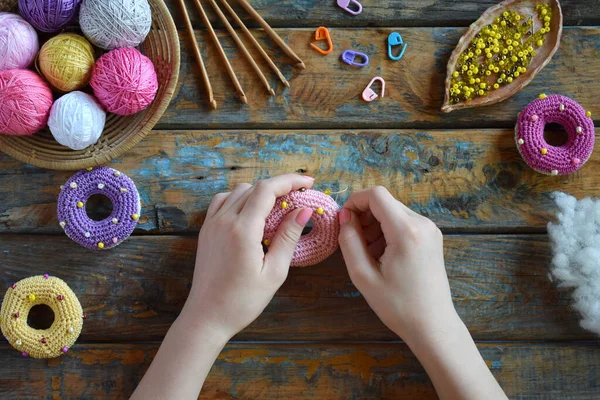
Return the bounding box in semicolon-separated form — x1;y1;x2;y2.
515;94;595;175
263;189;340;267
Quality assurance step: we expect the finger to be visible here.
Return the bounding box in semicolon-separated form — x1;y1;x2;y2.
206;192;230;218
363;222;383;243
343;187;411;237
219;183;252;214
368;236;387;260
359;210;377;227
263;208;313;283
241;174;315;221
338;209;380;285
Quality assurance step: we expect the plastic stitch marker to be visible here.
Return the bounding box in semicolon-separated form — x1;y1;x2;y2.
362;77;385;102
341;50;369;67
388;32;407;61
337;0;362;15
310;27;333;55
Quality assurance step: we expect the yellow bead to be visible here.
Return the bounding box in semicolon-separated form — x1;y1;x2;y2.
499;60;505;66
544;15;551;22
539;93;547;100
514;71;520;77
480;83;486;89
536;40;544;48
508;45;514;51
475;49;482;55
467;70;473;76
515;15;521;21
528;46;534;52
281;202;288;209
263;239;271;247
132;214;140;221
493;83;500;89
28;294;36;301
98;242;105;249
486;53;492;59
494;67;499;73
587;111;592;118
317;207;324;215
514;33;521;40
324;189;331;195
86;167;93;171
469;78;476;85
453;71;459;78
485;70;492;76
511;56;518;62
77;201;84;208
507;77;513;83
539;28;546;34
478;90;484;96
472;67;479;74
541;8;548;15
540;148;548;155
503;11;509;17
501;20;506;27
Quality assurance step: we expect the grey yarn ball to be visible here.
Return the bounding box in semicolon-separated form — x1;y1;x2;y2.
80;0;151;50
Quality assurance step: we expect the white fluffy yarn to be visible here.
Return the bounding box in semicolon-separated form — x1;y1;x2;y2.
0;12;39;71
548;192;600;336
49;92;106;151
79;0;152;50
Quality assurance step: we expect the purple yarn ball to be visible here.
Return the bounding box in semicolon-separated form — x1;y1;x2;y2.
18;0;81;33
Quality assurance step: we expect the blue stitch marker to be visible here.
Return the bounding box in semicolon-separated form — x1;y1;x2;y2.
388;32;407;61
341;50;369;67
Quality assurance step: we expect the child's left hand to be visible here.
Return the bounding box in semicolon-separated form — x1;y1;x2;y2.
181;174;315;340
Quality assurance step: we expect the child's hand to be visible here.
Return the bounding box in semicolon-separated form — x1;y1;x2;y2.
338;187;456;343
183;174;315;340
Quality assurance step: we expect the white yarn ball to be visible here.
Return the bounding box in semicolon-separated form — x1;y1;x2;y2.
0;12;39;71
79;0;152;50
49;92;106;151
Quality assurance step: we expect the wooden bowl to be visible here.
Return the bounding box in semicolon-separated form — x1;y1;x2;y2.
0;0;180;170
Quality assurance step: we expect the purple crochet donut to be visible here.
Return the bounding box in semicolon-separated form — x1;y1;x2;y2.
515;94;595;175
263;189;340;267
57;167;141;250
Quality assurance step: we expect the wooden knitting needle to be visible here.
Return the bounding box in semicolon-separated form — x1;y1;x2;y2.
207;0;275;96
218;0;289;87
191;0;248;104
236;0;305;69
177;0;217;109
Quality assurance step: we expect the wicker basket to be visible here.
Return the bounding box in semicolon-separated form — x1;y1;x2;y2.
0;0;180;170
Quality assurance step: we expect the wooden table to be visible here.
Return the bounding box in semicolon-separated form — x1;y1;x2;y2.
2;0;600;398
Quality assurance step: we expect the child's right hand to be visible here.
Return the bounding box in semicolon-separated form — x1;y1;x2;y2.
338;187;458;344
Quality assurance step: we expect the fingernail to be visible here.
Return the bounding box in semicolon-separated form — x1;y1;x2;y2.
295;208;313;226
339;208;350;225
303;175;315;180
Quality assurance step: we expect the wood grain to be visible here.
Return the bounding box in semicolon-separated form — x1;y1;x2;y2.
0;234;592;341
1;342;599;399
157;27;600;129
1;129;599;233
163;0;600;28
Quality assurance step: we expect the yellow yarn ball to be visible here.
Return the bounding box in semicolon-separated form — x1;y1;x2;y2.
38;33;95;92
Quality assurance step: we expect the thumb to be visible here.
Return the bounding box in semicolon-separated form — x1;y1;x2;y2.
338;208;380;284
263;208;313;279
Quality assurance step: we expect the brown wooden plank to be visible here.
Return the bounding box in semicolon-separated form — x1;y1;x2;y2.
155;27;600;129
1;342;599;399
1;129;598;233
163;0;600;28
0;234;592;341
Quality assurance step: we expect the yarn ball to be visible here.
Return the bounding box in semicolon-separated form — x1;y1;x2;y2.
0;13;38;71
0;69;53;136
80;0;151;50
0;0;18;12
18;0;81;33
90;48;158;116
38;33;95;92
263;189;340;267
48;92;106;150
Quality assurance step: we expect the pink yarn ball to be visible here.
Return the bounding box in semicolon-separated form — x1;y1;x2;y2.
90;48;158;116
0;69;53;136
0;12;39;71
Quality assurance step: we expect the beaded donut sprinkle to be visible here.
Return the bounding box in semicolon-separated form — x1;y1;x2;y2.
263;189;340;267
515;94;595;175
0;275;84;359
57;167;141;250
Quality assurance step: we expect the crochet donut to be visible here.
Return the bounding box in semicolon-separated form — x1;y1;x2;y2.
58;167;141;250
1;275;84;359
263;189;340;267
515;94;595;175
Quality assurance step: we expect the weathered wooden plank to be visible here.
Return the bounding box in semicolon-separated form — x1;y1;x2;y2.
1;129;598;233
0;234;593;341
156;27;600;129
163;0;600;28
1;342;599;399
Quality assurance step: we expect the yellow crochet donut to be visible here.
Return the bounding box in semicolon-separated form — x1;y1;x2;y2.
1;275;84;359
